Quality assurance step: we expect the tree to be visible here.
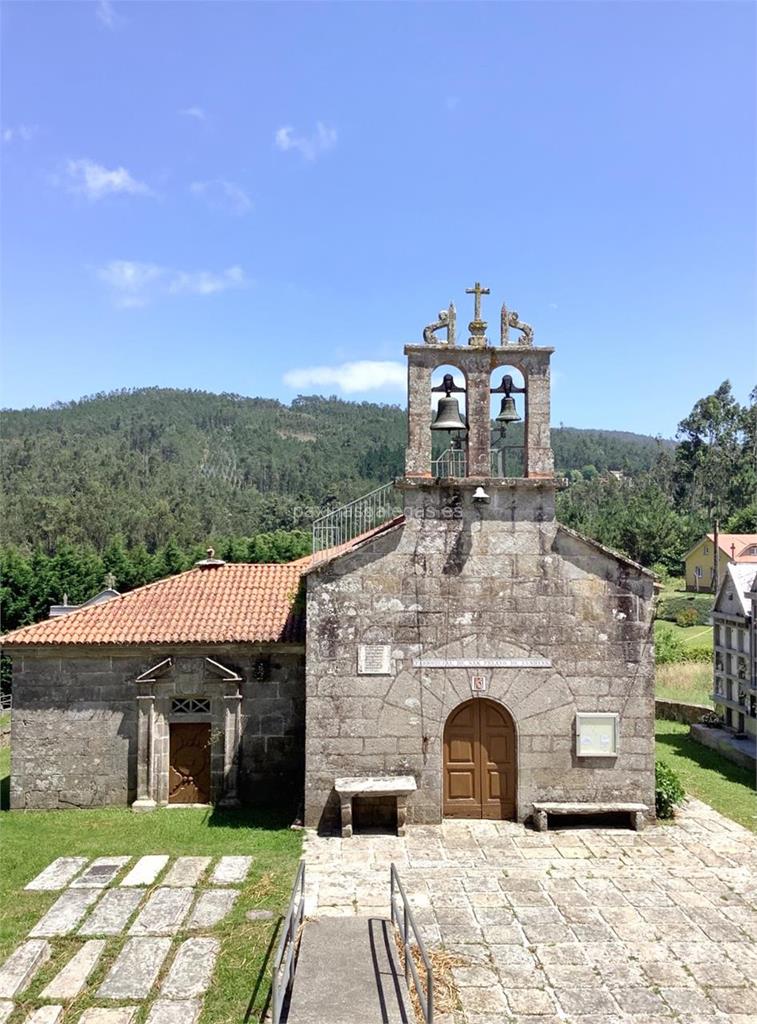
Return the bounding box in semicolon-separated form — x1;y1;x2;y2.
673;381;753;523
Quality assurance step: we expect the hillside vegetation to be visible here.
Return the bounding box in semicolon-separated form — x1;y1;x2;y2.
1;387;667;552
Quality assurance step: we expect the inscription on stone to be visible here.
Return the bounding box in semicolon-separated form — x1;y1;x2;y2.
413;657;551;669
357;644;392;675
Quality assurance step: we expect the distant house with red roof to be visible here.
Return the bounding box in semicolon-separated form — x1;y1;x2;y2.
683;533;757;593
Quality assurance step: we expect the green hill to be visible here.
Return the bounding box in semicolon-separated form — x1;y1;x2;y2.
1;387;671;554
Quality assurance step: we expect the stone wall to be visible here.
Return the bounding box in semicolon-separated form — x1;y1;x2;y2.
304;480;656;830
655;698;712;726
9;644;304;810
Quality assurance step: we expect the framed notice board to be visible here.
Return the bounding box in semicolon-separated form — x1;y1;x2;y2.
575;712;619;757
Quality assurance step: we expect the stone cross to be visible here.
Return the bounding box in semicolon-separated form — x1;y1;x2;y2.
466;281;490;348
465;281;490;322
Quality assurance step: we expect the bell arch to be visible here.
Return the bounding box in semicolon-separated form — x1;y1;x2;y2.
430;364;467;477
489;366;526;478
443;697;517;820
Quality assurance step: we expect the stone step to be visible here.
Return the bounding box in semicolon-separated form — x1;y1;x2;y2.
286;917;413;1024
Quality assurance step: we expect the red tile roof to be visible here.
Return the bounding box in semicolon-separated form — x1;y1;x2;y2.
707;533;757;563
1;561;306;648
0;520;406;649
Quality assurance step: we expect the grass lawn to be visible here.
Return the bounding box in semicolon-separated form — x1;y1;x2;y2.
656;662;713;707
653;620;713;647
0;743;302;1023
656;719;757;833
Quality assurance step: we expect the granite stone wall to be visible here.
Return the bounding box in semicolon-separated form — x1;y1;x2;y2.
304;480;656;830
9;644;304;810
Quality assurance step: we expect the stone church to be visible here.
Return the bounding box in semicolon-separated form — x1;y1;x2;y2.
2;284;657;829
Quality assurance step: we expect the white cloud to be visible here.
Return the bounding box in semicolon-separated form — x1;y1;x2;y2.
283;360;405;394
96;260;249;308
180;106;206;122
189;179;252;215
2;124;38;144
274;121;337;161
64;159;153;200
96;0;123;29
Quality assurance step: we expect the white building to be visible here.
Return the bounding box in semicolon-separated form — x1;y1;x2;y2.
712;563;757;739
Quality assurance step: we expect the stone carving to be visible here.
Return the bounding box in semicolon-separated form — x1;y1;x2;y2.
500;304;534;346
423;304;456;346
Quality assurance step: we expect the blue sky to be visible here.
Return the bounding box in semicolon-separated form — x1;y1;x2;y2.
1;0;755;436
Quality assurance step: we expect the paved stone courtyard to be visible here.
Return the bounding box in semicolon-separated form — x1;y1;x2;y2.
302;799;757;1024
0;855;251;1023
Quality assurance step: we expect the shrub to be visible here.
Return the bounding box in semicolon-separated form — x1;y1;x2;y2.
675;607;699;628
655;625;684;664
657;594;712;626
680;645;713;664
655;760;685;818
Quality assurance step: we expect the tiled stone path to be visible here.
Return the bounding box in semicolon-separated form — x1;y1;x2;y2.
0;854;252;1022
303;798;757;1024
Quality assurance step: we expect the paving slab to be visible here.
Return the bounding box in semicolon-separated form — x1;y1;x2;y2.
25;857;89;891
144;999;201;1024
209;856;252;885
120;856;169;887
0;1004;12;1024
161;858;210;887
129;888;194;936
78;1008;138;1024
23;1006;63;1024
161;938;219;999
79;889;145;936
187;890;238;930
98;938;172;1000
287;917;412;1024
41;940;106;999
71;857;131;889
0;940;51;997
30;890;101;937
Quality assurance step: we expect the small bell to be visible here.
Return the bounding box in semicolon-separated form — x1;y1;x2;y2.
495;395;521;424
431;395;467;432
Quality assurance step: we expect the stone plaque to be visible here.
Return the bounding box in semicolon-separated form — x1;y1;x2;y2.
470;675;488;693
358;644;392;675
412;657;551;669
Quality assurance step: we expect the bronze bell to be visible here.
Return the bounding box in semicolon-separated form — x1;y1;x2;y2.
495;395;521;424
431;395;467;432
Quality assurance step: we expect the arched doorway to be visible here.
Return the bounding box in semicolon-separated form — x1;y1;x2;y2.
443;699;516;819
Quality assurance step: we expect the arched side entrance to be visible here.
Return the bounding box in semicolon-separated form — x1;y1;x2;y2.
443;699;516;820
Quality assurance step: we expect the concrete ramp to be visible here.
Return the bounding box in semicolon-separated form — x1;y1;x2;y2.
285;917;413;1024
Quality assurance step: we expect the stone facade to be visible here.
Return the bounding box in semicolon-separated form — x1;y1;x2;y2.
9;644;304;810
304;480;656;830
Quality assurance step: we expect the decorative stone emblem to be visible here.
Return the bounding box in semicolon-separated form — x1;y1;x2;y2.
465;280;490;347
500;303;534;346
422;303;456;346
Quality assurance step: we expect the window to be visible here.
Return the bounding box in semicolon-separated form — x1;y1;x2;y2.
695;566;702;578
171;698;210;715
703;545;709;554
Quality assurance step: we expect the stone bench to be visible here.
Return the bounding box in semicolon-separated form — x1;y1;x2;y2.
532;802;649;833
334;776;417;838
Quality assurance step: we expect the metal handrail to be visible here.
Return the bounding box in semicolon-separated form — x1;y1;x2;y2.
271;860;305;1024
312;481;397;556
390;863;433;1024
432;447;527;479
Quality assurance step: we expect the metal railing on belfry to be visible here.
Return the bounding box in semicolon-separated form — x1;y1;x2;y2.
311;482;397;558
390;863;434;1024
271;860;305;1024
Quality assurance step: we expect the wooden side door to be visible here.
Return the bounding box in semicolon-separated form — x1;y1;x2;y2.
169;722;211;804
443;700;516;820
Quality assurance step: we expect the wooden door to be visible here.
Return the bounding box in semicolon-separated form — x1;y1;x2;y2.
443;700;516;819
169;722;211;804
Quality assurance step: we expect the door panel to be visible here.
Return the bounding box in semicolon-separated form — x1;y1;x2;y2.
169;722;211;804
443;699;516;820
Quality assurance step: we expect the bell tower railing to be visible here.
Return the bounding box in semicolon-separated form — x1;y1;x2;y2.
431;448;526;479
312;482;397;557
